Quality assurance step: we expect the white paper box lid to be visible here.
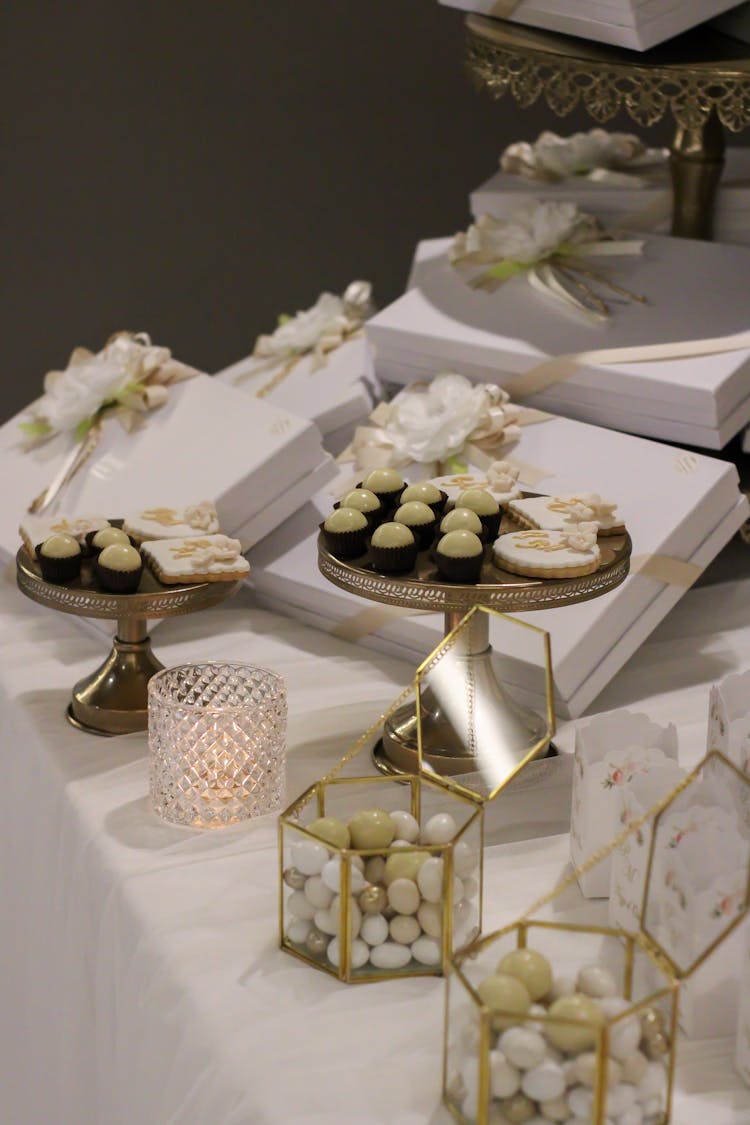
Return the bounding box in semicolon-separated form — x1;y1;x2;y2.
367;235;750;445
248;410;746;714
470;149;750;227
215;336;379;438
440;1;741;51
0;374;335;564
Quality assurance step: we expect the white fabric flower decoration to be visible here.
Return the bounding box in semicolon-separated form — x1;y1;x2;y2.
450;202;600;269
501;129;665;182
382;373;520;465
574;492;619;522
183;501;219;532
564;522;599;552
253;282;373;367
35;354;132;435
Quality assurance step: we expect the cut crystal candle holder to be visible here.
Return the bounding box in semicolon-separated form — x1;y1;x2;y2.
148;662;287;828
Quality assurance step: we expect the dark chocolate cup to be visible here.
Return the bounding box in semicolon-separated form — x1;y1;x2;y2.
332;499;384;531
355;482;404;511
96;559;143;593
397;519;436;551
38;552;82;584
370;540;418;575
479;511;502;543
434;549;484;584
319;522;369;561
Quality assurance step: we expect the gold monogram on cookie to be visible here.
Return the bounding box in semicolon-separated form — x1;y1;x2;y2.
547;498;585;514
447;475;490;490
170;539;211;558
142;507;184;526
514;532;568;553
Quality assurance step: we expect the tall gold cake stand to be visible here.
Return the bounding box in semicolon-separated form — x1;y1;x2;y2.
464;16;750;240
16;546;242;737
318;524;631;780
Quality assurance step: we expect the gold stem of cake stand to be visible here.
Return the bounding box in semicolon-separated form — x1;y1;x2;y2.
68;616;165;737
670;110;725;240
377;609;550;777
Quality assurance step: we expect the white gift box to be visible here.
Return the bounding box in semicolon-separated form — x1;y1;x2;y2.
247;410;748;718
368;235;750;449
0;374;336;567
215;336;380;456
440;0;741;51
470;148;750;248
569;710;678;898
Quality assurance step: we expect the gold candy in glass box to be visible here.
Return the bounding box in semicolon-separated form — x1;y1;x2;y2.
442;750;750;1124
278;608;555;982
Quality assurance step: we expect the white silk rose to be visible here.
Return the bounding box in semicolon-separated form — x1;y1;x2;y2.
500;129;663;182
35;353;133;435
487;460;521;492
382;373;520;465
193;536;242;567
450;202;599;268
253;281;373;363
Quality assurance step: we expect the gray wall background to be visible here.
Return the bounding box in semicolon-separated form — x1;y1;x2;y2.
1;0;679;424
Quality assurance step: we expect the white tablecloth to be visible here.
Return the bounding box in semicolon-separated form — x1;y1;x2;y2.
1;569;750;1124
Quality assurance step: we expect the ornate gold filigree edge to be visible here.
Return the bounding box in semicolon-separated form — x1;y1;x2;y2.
465;29;750;132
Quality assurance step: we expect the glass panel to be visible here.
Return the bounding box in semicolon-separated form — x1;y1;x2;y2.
416;607;554;802
642;751;750;977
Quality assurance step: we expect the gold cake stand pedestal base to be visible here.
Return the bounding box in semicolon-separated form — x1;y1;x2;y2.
16;546;242;737
318;523;631;782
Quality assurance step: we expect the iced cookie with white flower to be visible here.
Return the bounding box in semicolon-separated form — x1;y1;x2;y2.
123;501;220;543
493;524;601;579
508;493;624;536
141;534;250;585
20;514;111;557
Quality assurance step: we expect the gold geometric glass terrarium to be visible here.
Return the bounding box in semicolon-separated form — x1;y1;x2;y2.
443;750;750;1123
278;607;556;983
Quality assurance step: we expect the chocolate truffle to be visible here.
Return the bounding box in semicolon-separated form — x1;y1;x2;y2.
321;507;369;560
399;480;447;517
95;543;144;593
434;530;484;583
370;521;417;574
440;507;484;536
457;488;502;540
393;501;437;550
338;488;383;527
87;525;131;558
38;533;82;584
360;468;405;509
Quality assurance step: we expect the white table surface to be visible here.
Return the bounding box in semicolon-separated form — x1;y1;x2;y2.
2;565;750;1125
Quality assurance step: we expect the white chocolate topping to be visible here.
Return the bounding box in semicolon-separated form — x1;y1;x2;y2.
324;507;368;533
92;527;130;549
21;515;109;554
440;508;483;535
393;501;435;526
437;530;483;558
341;488;381;513
123;502;220;543
142;535;249;579
98;543;142;572
40;533;81;559
362;468;404;493
457;488;500;516
400;481;442;504
371;522;415;548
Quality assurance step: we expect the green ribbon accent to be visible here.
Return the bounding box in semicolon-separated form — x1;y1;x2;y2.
74;416;95;442
444;455;468;475
484;258;530;282
277;313;292;326
19;420;52;438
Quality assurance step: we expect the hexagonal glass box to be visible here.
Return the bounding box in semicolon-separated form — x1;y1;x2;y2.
443;750;750;1123
278;608;555;982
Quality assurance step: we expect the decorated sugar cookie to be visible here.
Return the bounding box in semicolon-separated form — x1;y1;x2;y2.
431;461;522;507
20;514;110;557
493;524;601;579
508;492;624;536
123;501;220;543
141;534;249;584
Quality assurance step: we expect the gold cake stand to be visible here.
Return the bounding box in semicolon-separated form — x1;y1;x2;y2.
318;523;631;780
464;16;750;240
16;546;242;737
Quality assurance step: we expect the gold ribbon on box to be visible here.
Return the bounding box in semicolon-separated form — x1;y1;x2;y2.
22;332;200;514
